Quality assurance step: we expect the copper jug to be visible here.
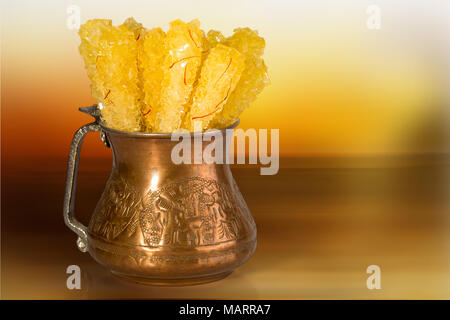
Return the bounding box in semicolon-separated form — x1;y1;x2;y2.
63;105;257;285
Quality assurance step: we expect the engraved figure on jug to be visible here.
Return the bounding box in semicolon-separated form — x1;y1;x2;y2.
89;176;142;240
140;177;243;247
89;176;246;248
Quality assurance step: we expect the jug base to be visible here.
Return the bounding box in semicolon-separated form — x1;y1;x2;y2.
111;270;232;286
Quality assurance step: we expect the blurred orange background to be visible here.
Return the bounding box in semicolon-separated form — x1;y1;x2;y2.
2;0;449;160
2;0;450;299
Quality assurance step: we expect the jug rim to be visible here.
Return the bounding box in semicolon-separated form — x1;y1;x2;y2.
100;119;240;139
79;105;239;139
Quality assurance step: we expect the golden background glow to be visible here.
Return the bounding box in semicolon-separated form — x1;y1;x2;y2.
2;0;449;159
2;0;450;300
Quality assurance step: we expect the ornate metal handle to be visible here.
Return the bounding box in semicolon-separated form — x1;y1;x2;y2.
63;122;102;252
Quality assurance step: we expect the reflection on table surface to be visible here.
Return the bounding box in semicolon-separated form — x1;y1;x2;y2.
2;155;450;299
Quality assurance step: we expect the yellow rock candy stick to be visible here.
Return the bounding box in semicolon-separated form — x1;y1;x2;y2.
79;18;142;132
123;17;144;37
155;19;205;132
187;44;245;131
206;30;225;48
138;27;166;132
210;28;269;129
78;19;111;107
